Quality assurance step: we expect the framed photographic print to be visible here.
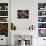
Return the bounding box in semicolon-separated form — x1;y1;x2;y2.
17;10;29;19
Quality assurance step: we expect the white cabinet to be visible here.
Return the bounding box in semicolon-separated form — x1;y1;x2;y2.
0;35;8;45
38;38;46;46
0;0;11;45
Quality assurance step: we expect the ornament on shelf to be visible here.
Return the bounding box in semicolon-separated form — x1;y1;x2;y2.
29;25;35;30
11;23;16;30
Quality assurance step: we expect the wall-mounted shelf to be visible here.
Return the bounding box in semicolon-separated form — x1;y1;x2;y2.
38;10;46;11
38;28;46;29
38;22;46;23
0;16;8;17
0;22;8;23
38;16;46;17
0;10;8;11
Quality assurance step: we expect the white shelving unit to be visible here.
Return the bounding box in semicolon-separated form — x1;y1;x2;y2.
0;3;9;46
38;3;46;37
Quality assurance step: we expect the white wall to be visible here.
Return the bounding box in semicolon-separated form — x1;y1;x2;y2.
11;0;46;46
11;0;46;30
11;0;38;30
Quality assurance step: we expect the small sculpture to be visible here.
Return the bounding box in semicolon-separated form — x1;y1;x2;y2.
11;23;16;30
29;25;35;30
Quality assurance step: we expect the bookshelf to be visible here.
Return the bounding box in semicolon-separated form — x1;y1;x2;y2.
38;3;46;37
0;3;8;37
